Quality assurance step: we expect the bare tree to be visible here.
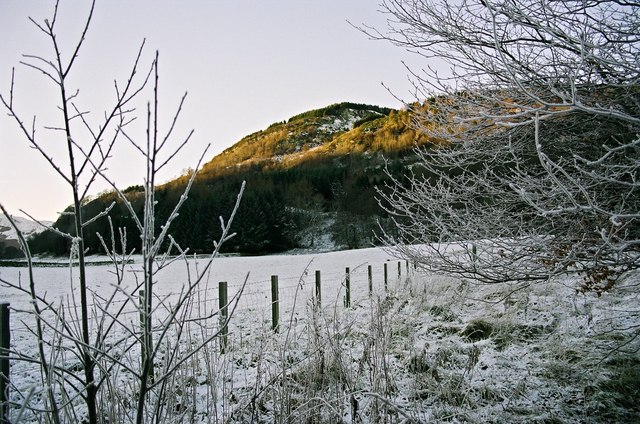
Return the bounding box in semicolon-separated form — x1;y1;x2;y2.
72;51;247;422
365;0;640;288
0;1;151;421
1;1;244;423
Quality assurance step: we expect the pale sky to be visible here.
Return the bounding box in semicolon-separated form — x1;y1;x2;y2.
0;1;422;221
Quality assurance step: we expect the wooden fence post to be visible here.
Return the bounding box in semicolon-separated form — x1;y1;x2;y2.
315;270;321;307
384;263;388;291
345;267;351;308
218;282;228;353
367;265;373;296
271;275;279;333
0;303;9;424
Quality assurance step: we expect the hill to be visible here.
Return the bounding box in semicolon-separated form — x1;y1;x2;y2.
23;102;438;257
0;215;51;258
195;102;433;179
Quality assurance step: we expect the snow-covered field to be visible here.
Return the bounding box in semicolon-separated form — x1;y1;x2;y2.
1;247;639;422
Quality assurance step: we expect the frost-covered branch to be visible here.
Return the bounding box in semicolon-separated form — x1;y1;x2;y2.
370;0;639;290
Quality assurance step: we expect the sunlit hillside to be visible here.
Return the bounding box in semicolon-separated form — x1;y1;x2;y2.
196;102;436;179
24;102;439;258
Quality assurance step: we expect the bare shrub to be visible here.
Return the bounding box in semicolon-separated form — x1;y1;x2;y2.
0;1;244;422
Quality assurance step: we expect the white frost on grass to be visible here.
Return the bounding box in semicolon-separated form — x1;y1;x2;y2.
1;246;638;422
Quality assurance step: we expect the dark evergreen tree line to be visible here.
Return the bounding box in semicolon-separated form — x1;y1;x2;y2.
22;149;417;257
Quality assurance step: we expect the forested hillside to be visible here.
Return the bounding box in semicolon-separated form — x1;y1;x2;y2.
24;102;438;257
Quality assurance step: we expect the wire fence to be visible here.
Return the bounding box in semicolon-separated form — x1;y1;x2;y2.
0;253;413;420
0;257;414;411
4;259;411;333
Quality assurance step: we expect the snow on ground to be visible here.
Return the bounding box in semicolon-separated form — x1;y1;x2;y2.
0;246;639;422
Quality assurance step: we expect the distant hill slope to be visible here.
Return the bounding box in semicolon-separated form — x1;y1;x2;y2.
0;215;51;258
25;102;437;257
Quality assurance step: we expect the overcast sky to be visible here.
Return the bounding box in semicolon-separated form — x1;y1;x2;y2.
0;1;424;221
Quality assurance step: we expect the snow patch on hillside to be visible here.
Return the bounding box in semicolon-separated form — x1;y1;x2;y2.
0;214;51;243
318;109;381;133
